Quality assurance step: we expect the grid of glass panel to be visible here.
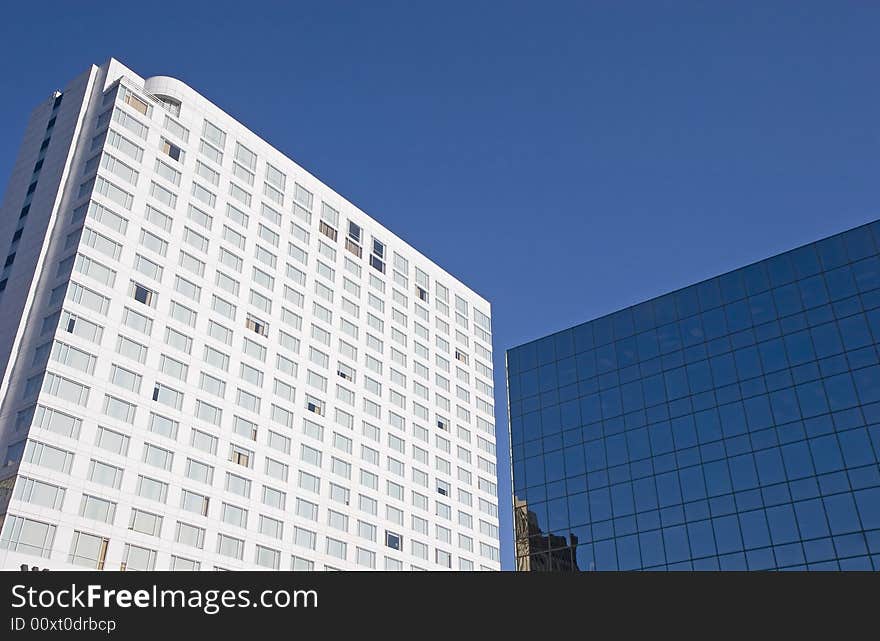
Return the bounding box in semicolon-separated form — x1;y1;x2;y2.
508;220;880;570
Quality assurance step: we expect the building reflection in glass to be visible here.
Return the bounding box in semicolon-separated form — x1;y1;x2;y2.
514;497;583;571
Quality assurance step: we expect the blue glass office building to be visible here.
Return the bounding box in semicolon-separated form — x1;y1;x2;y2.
507;220;880;570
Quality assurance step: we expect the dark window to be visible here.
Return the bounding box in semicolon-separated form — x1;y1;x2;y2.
33;159;44;173
26;182;37;195
0;279;7;292
4;253;15;268
11;229;22;243
39;138;50;151
46;117;56;130
133;283;153;306
52;93;63;109
19;205;30;220
385;531;401;551
245;316;268;337
161;139;182;161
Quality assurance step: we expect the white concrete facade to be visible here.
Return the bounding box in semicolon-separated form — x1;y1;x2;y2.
0;59;499;571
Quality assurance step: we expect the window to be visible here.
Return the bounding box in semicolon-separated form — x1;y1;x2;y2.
170;556;200;571
103;130;144;163
357;520;377;542
263;485;286;510
370;238;386;273
229;182;252;207
188;204;213;230
0;515;56;559
293;182;313;210
131;282;155;307
234;142;256;170
296;471;320;496
240;363;264;388
152;383;183;410
121;87;150;116
266;163;286;190
216;534;244;561
160;137;183;161
252;285;273;314
153;156;182;186
246;315;269;337
229;444;253;468
191;182;217;208
129;508;163;536
26;405;76;439
357;495;377;517
294;527;317;550
212;294;237;321
255;545;281;570
255;245;277;271
222;503;248;528
225;472;252;498
81;227;123;260
291;556;314;571
259;515;283;540
110;364;142;393
306;395;325;416
87;458;122;490
203;120;226;148
436;549;452;568
320;220;338;241
385;531;402;551
237;388;261;412
180;489;210;516
328;509;349;532
264;457;288;482
175;522;205;549
337;362;355;382
325;537;347;560
140;228;169;257
148;413;178;440
327;457;350;481
233;162;255;186
95;426;130;455
67;530;107;568
136;475;169;503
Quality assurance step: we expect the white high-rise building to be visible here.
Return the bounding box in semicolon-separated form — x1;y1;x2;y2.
0;59;499;571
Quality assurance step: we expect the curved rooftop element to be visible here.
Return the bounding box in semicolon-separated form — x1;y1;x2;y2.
143;75;194;103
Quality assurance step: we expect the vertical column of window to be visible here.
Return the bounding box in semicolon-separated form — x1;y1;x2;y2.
0;91;64;294
369;237;386;274
345;220;363;258
319;203;339;241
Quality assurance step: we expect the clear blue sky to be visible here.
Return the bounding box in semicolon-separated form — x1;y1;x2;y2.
1;1;878;570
